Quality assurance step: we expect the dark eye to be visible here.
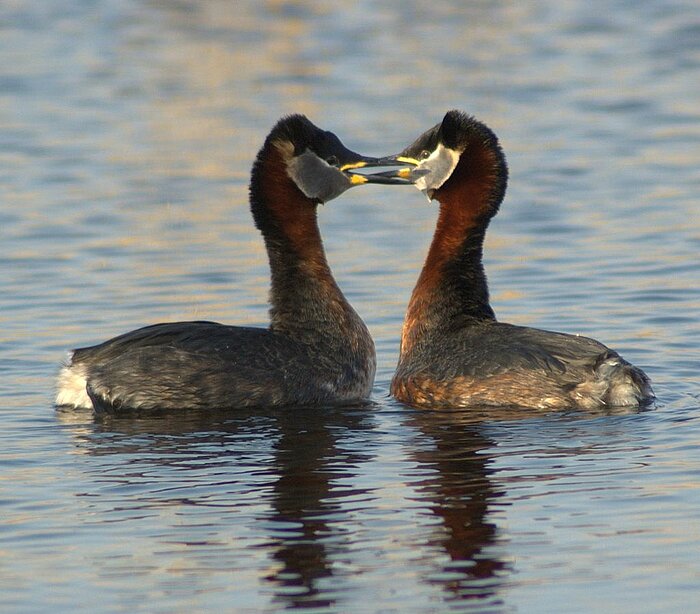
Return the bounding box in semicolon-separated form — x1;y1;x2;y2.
325;155;339;166
420;150;431;160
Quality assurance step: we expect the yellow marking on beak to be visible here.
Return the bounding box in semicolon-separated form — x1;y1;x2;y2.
397;168;412;179
350;174;368;185
340;161;367;171
396;156;420;165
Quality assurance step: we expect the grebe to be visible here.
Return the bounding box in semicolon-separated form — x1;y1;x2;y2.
370;110;653;410
56;115;409;411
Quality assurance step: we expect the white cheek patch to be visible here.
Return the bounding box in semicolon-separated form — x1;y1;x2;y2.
414;144;460;193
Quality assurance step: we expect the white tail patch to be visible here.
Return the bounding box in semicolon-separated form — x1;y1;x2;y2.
574;354;652;408
55;357;92;409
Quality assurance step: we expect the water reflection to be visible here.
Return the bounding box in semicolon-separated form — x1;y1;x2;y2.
59;406;375;609
60;406;514;608
54;400;651;610
60;408;528;608
261;409;375;609
404;409;508;607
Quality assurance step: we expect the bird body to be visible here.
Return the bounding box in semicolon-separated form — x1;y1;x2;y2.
382;110;653;410
392;319;651;410
55;115;404;412
57;320;373;411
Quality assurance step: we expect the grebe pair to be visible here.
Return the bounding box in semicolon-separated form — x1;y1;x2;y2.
56;112;652;412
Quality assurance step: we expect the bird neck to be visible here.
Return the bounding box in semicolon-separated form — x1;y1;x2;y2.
400;142;503;357
249;144;362;338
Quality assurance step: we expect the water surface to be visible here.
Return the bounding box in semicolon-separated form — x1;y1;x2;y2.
1;1;699;612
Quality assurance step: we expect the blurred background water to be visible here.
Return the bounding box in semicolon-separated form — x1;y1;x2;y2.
1;1;699;612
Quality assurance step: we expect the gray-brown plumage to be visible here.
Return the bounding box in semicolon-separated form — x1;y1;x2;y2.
56;115;404;411
384;110;653;410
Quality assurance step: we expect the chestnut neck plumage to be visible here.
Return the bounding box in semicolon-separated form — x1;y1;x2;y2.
249;143;361;338
400;139;506;356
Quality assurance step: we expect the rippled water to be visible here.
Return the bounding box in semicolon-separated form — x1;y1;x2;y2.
2;1;699;612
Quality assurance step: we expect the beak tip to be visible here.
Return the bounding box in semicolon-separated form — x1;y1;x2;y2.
342;155;420;186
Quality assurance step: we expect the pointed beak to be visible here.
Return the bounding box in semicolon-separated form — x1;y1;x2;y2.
341;155;420;185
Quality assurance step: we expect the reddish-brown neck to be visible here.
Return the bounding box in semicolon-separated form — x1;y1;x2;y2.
257;145;327;266
401;142;500;355
251;144;353;333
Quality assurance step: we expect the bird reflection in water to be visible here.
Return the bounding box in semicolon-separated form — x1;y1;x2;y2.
57;406;547;609
257;408;373;609
58;406;374;610
404;408;510;606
